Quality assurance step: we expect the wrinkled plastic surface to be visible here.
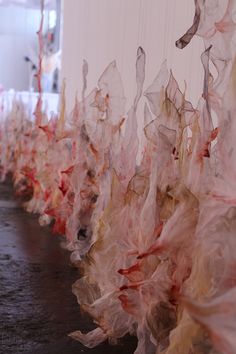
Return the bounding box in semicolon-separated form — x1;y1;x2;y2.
1;1;236;353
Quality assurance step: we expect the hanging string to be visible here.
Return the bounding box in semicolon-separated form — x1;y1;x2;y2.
34;0;44;126
142;0;148;52
120;0;126;76
169;0;177;70
187;0;194;102
137;0;142;48
36;0;44;97
140;0;145;47
163;0;169;62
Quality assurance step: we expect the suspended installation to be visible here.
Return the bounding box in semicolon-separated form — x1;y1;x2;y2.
0;0;236;353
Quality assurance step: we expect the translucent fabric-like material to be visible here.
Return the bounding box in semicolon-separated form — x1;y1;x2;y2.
1;1;236;353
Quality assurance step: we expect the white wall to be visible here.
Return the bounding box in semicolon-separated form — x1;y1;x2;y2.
61;0;204;113
0;6;41;91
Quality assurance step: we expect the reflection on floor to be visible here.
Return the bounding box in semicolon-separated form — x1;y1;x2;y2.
0;179;137;354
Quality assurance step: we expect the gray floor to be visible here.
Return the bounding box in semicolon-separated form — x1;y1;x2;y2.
0;179;137;354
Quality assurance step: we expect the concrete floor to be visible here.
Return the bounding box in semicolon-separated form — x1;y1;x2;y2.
0;179;137;354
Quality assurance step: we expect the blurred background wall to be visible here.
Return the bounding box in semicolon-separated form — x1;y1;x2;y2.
61;0;204;112
0;0;60;93
0;6;41;91
0;0;206;114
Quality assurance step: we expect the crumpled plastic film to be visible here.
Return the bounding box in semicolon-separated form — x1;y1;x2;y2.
1;1;236;353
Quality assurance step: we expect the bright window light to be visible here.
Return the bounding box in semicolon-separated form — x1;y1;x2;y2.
49;10;56;29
